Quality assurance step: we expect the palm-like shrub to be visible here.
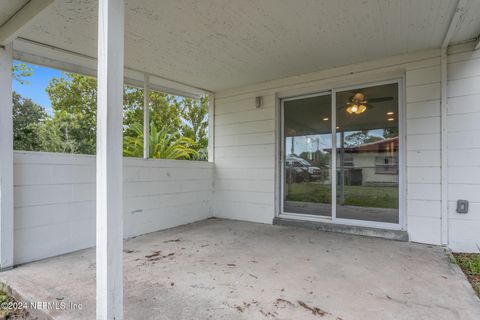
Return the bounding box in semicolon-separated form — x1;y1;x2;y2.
123;123;198;160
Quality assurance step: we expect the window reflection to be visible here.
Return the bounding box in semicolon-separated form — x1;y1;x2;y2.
336;83;399;223
282;82;400;225
283;94;332;217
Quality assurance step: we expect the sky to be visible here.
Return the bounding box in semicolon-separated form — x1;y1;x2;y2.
12;60;62;115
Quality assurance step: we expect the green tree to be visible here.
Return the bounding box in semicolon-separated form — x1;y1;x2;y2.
45;73;97;154
12;92;48;151
123;88;183;137
179;96;208;159
123;123;198;159
383;127;399;139
344;130;383;147
12;63;209;158
12;63;33;84
35;110;84;153
40;72;208;159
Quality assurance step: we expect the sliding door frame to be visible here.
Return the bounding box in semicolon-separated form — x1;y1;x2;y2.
278;78;406;231
280;91;332;217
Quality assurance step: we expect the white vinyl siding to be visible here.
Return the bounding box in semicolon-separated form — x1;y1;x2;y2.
405;56;442;244
214;49;444;244
213;95;276;224
446;43;480;252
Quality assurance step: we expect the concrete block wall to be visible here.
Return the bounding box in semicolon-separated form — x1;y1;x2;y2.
13;151;213;264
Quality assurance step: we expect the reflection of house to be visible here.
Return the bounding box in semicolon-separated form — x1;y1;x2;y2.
339;137;398;187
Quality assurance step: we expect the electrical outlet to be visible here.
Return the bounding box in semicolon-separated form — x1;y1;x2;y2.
456;200;468;214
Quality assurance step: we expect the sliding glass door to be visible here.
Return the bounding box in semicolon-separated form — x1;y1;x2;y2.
335;83;399;224
281;81;401;227
283;93;332;217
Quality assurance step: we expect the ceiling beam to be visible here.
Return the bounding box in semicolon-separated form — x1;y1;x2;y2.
442;0;468;49
0;0;54;45
13;37;209;98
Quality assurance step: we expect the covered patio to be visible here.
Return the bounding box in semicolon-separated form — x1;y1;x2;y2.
1;0;480;319
2;219;480;320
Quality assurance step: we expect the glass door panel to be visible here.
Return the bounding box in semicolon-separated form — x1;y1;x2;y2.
335;83;399;223
283;94;332;217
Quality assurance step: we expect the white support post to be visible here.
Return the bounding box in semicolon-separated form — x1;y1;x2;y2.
207;93;215;162
143;74;150;159
96;0;124;319
0;43;14;270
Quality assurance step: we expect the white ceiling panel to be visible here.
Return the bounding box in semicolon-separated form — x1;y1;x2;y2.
0;0;477;92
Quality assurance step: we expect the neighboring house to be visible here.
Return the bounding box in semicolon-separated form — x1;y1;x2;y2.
341;137;399;187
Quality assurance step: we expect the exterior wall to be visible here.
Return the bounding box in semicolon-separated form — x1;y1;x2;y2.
214;49;444;245
12;45;479;262
447;43;480;252
213;96;276;224
13;151;213;264
404;55;442;245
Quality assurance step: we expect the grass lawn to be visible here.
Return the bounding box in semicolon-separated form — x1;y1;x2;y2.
0;285;29;319
285;183;398;209
453;253;480;297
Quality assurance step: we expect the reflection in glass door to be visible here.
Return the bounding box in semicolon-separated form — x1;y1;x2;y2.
283;94;332;216
281;81;401;226
335;83;399;223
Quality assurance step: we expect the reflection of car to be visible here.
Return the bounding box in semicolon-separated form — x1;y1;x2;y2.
285;160;309;183
285;156;322;182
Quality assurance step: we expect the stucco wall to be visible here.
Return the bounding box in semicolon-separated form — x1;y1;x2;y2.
13;151;213;264
213;49;444;246
447;43;480;252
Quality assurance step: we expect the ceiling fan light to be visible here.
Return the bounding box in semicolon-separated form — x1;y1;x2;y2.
346;92;368;115
346;103;367;115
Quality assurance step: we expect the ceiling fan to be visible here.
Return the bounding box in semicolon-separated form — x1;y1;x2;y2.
339;92;393;115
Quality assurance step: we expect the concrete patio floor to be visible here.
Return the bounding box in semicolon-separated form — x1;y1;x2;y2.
1;218;479;320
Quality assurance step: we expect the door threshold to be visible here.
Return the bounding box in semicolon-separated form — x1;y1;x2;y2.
273;217;408;241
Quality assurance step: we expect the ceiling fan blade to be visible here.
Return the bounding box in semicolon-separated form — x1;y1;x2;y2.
336;96;392;109
368;97;393;103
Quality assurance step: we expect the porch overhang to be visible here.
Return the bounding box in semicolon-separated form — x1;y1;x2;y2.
2;0;480;95
1;1;480;320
